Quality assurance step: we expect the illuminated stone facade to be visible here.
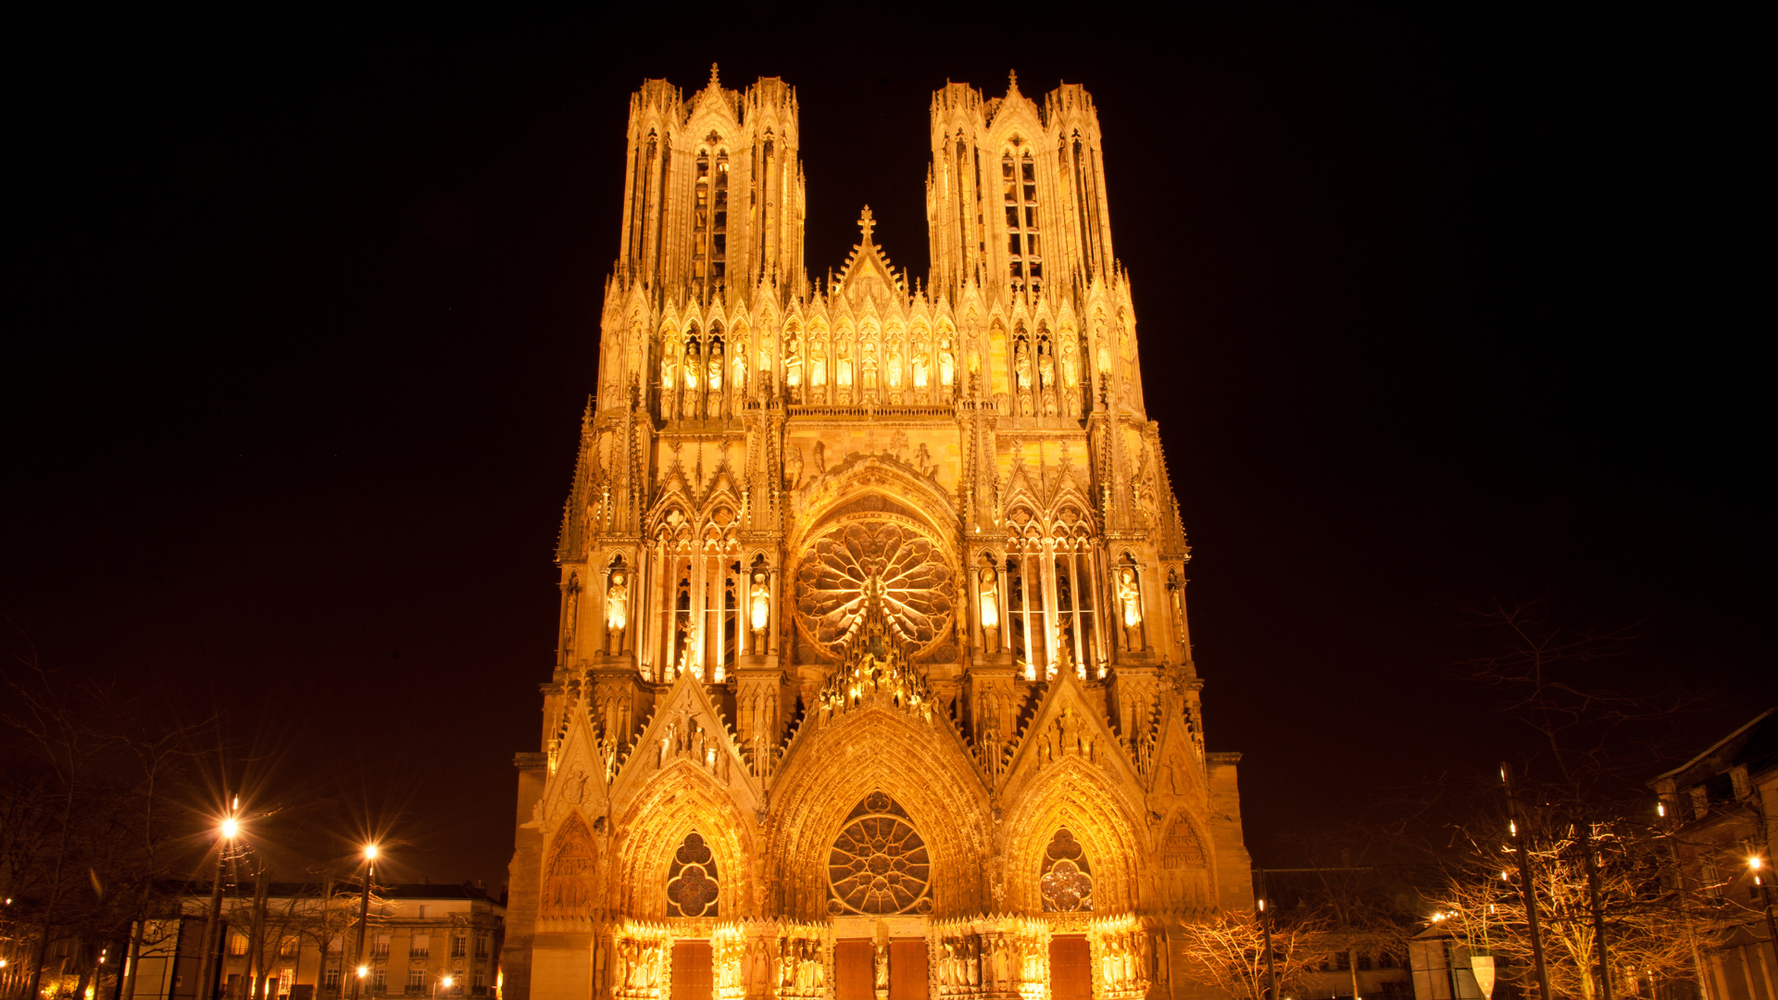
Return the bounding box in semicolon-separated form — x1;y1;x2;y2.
506;67;1252;1000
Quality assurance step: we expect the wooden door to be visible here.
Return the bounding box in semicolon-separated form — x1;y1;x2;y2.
889;940;928;1000
835;940;874;1000
672;941;713;1000
1050;936;1092;1000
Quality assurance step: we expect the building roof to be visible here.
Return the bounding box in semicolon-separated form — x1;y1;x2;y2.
1653;706;1778;785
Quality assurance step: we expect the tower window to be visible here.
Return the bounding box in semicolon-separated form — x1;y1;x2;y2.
1003;150;1041;294
693;150;729;288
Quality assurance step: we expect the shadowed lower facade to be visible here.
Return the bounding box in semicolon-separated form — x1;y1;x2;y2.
505;66;1253;1000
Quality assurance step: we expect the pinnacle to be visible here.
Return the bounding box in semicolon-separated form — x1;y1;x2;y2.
708;62;721;88
1007;69;1019;94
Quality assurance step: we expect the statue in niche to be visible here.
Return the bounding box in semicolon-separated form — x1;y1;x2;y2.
1039;348;1056;392
660;349;676;391
708;343;723;392
785;335;803;387
605;569;628;651
1014;340;1032;391
812;440;827;475
561;581;579;658
749;570;771;635
732;348;747;394
784;446;804;489
1117;567;1143;646
862;345;878;390
811;346;827;387
914;442;936;478
837;342;854;388
874;942;889;991
682;344;700;392
1062;346;1078;387
886;346;902;389
940;340;956;386
912;350;928;388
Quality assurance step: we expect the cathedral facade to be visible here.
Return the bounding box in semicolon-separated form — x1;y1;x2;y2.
506;68;1252;1000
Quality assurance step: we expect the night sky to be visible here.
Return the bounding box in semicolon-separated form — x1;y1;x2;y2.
6;13;1769;888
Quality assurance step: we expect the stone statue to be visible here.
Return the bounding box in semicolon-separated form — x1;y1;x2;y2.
708;344;723;391
562;584;579;657
784;446;804;489
912;350;928;388
811;348;826;387
862;347;878;390
683;343;700;390
873;942;889;990
939;340;954;386
660;350;676;391
749;571;771;634
1014;341;1032;390
785;335;804;387
812;440;827;475
1117;567;1143;645
1061;347;1078;387
837;343;854;387
606;570;628;639
1039;351;1055;391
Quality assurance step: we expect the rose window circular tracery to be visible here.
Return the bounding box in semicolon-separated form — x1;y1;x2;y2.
794;519;954;659
827;792;932;915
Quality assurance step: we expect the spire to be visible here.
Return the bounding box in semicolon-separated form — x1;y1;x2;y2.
708;62;721;89
857;205;876;246
1007;69;1019;95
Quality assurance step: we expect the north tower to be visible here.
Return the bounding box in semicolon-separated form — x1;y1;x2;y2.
506;67;1251;1000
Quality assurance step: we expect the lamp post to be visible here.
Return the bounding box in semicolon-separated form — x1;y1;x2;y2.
194;800;241;1000
433;973;454;997
349;844;379;1000
1752;855;1778;969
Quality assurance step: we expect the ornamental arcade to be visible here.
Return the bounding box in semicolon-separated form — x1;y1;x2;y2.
506;67;1253;1000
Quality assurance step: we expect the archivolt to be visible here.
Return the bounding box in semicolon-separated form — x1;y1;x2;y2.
611;759;753;919
1000;755;1147;913
768;705;989;920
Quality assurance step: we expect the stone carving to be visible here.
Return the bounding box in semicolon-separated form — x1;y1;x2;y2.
828;792;932;915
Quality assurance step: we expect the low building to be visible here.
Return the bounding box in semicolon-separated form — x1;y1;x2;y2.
127;882;504;1000
1650;707;1778;1000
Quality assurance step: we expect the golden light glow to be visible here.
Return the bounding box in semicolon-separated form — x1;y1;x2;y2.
357;966;369;978
220;816;239;839
364;843;379;861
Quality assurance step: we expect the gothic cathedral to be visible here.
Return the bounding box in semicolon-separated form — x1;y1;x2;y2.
506;67;1252;1000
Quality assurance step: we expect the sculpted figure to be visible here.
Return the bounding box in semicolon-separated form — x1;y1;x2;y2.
1062;346;1078;387
939;339;955;386
912;350;928;388
660;350;676;391
874;942;889;989
785;335;804;387
562;584;578;657
1014;342;1032;390
812;440;827;475
606;570;628;635
1039;351;1055;391
708;344;723;392
749;571;770;633
887;346;902;389
862;348;878;391
1117;567;1143;631
683;343;701;390
811;348;827;387
784;446;804;490
837;343;854;387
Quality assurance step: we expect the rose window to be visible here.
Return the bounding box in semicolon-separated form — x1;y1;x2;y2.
827;792;932;915
795;519;954;658
666;831;718;917
1040;828;1093;912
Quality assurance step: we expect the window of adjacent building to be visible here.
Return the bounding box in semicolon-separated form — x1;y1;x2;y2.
408;968;426;989
279;936;298;957
666;831;719;917
475;936;489;958
229;933;249;956
280;969;293;995
324;968;341;990
373;968;387;990
1730;765;1751;799
452;935;467;958
474;968;487;990
1002;149;1041;294
1040;828;1093;912
411;934;429;958
374;934;390;956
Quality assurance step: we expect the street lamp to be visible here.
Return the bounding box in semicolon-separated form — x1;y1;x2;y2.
1751;854;1778;969
434;974;455;997
349;844;379;1000
195;798;242;1000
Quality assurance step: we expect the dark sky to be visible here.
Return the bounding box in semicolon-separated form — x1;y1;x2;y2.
6;13;1769;887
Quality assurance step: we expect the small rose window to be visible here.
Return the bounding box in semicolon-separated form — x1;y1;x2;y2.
666;831;718;917
1040;828;1093;912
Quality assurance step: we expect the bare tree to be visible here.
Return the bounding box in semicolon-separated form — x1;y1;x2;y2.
1173;910;1334;1000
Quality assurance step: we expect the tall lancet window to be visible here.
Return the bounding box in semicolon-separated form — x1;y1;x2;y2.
693;149;730;291
666;831;718;917
1003;149;1042;294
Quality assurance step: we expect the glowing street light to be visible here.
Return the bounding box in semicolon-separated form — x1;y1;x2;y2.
350;844;380;1000
195;796;242;1000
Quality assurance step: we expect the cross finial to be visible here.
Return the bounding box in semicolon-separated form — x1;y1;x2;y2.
858;206;876;244
1008;69;1018;93
709;63;721;88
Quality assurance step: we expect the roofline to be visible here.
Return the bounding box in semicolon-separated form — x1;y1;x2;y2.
1653;707;1778;782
